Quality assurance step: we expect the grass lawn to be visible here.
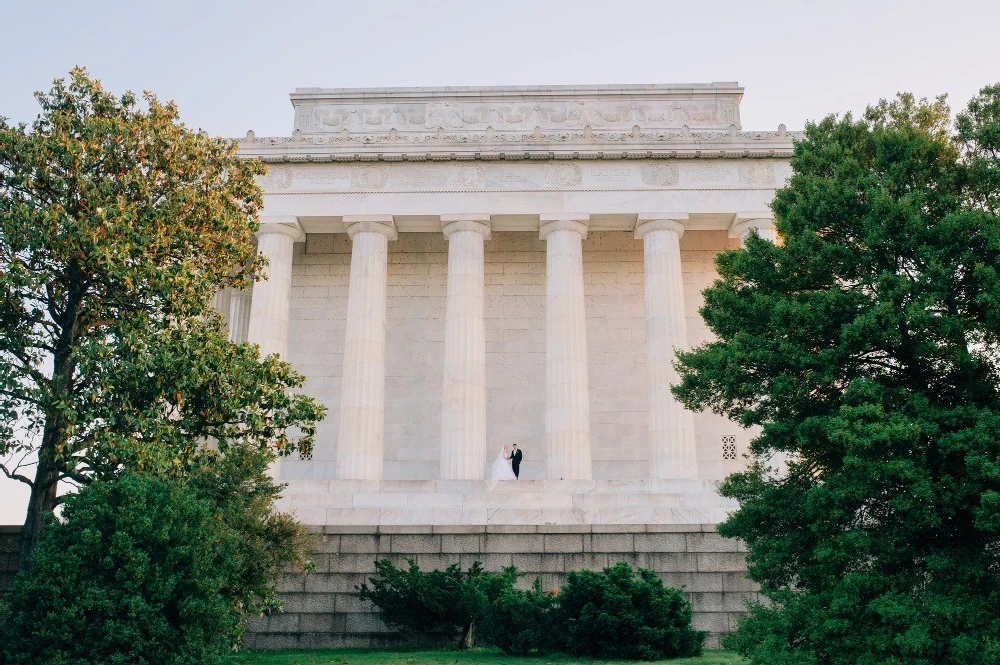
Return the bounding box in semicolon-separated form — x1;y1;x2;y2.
224;647;745;665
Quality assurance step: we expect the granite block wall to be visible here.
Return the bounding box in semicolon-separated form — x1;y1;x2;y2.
245;525;757;651
0;525;756;651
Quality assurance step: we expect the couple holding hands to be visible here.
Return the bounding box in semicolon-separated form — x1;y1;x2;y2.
490;443;522;481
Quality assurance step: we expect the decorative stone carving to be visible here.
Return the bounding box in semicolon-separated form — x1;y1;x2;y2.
351;165;389;189
447;164;486;189
738;162;775;186
295;100;741;135
259;166;293;190
687;164;734;184
252;160;795;195
640;163;679;186
544;163;582;187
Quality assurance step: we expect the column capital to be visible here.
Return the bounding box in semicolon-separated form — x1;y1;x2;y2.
730;211;775;239
257;216;305;243
441;214;491;240
344;215;398;241
635;213;688;240
539;214;590;240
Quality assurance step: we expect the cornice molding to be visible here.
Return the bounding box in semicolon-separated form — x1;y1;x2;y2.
238;125;800;163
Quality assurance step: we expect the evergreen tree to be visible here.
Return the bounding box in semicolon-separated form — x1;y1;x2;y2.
674;86;1000;664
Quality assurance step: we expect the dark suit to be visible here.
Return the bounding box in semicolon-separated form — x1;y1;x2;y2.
510;449;522;479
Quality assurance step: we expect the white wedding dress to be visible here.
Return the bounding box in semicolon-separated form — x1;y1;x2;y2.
490;447;517;482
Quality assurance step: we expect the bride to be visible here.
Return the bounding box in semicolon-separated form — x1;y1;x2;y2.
490;443;517;482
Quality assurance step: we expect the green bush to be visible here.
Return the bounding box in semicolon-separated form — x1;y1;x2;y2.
478;578;560;655
557;562;705;661
357;559;703;660
184;444;312;633
0;474;242;665
357;558;516;646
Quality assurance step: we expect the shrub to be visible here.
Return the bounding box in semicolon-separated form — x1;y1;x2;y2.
356;559;704;659
0;474;242;665
557;562;705;661
478;578;560;655
184;444;312;635
357;558;516;646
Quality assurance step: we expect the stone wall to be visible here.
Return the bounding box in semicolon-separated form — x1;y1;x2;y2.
0;524;755;650
246;524;756;651
281;230;750;483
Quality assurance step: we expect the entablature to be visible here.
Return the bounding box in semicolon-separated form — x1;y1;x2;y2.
238;83;800;163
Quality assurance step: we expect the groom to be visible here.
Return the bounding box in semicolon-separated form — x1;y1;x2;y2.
509;444;522;479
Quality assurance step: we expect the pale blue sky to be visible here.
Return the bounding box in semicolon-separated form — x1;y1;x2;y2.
2;0;998;523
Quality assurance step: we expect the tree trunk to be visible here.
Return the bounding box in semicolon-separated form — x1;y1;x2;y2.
460;620;475;649
18;452;59;572
19;283;80;572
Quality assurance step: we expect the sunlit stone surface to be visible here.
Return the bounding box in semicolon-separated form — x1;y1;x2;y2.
234;83;793;525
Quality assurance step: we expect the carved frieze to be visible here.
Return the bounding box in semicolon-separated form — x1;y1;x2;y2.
259;166;294;190
447;164;486;189
737;163;775;186
295;100;739;134
640;163;679;187
544;163;582;187
256;160;789;194
350;165;389;189
243;86;797;163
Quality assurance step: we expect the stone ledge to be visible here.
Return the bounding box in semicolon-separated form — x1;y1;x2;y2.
298;523;725;535
280;479;736;528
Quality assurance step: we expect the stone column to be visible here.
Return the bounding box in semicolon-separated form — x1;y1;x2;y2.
227;291;252;343
540;214;592;480
213;288;233;327
730;213;782;476
336;216;397;480
246;216;305;358
730;211;777;245
636;213;698;480
439;215;491;480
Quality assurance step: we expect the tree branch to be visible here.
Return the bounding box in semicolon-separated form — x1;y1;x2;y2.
0;463;34;487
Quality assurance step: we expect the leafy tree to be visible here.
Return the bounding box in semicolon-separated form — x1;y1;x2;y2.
674;86;1000;664
1;474;247;665
0;69;324;569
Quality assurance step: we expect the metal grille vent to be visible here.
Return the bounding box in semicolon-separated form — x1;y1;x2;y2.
722;435;737;460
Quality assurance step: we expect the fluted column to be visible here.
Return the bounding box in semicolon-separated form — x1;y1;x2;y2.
213;287;233;327
246;217;305;357
336;216;398;480
227;291;252;343
440;215;491;480
540;214;592;480
730;211;777;246
636;213;698;480
730;212;781;475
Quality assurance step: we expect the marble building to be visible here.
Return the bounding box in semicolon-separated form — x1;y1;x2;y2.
227;83;798;528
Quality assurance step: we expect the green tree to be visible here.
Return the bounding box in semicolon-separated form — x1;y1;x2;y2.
1;473;264;665
477;578;560;656
674;87;1000;664
556;562;704;661
0;69;325;570
357;558;518;648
